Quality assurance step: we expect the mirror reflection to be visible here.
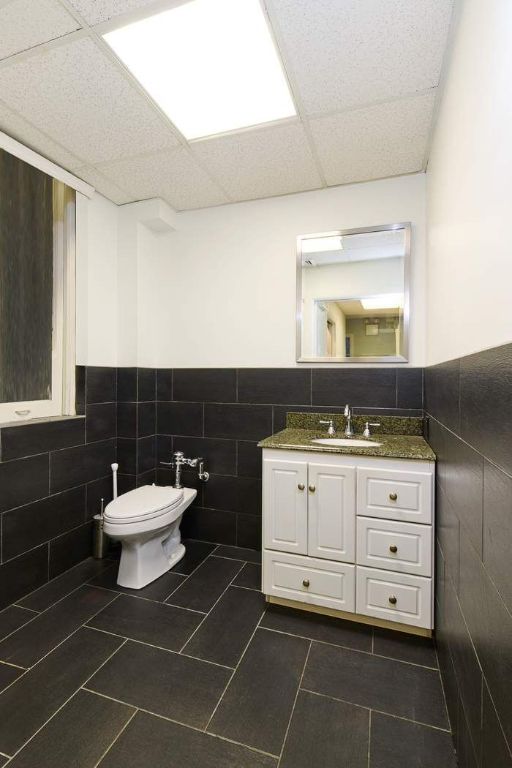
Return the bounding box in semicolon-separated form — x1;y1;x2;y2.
297;224;409;362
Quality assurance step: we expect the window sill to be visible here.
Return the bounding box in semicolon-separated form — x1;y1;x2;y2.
0;414;85;429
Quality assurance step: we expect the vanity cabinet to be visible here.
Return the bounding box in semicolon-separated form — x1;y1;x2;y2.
262;449;435;633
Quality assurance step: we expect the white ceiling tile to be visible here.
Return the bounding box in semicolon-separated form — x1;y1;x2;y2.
0;37;180;165
73;165;135;204
0;0;79;60
0;100;82;169
266;0;453;114
67;0;160;25
96;148;229;210
192;121;322;201
309;91;436;186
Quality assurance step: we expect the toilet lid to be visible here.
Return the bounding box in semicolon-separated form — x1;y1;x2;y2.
104;485;184;523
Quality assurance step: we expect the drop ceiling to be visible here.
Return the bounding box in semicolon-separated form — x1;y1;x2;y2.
0;0;454;210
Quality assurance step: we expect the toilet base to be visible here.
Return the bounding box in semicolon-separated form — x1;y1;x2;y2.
116;524;185;590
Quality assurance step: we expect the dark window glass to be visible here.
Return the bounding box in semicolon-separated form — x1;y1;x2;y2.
0;149;53;403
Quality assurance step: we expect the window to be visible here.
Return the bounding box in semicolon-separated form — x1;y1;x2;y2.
0;148;76;423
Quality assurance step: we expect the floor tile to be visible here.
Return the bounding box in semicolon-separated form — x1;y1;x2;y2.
0;605;36;642
215;544;261;563
208;627;309;755
0;756;7;767
98;710;277;768
373;627;438;668
88;594;203;651
370;711;457;767
302;642;449;729
232;563;261;590
7;689;134;768
261;604;373;652
88;565;186;602
280;690;369;768
184;586;265;667
88;640;230;729
167;556;242;612
170;540;217;575
17;558;112;612
0;661;22;692
0;586;116;668
0;627;122;756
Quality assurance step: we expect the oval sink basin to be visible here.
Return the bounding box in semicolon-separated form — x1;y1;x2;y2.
311;438;381;448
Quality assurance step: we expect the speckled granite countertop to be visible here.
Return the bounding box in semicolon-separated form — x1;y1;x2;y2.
258;413;435;461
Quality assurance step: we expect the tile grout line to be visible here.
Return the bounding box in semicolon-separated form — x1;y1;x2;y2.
367;709;372;768
91;707;139;768
177;559;246;654
299;688;451;733
81;689;280;761
2;637;128;763
203;605;267;734
277;640;312;766
260;625;439;671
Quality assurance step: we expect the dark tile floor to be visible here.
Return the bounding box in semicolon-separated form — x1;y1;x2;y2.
0;541;458;767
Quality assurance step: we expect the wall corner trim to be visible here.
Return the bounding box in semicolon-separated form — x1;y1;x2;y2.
0;131;95;197
119;197;177;233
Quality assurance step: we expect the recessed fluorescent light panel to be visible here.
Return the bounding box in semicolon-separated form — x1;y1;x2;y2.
104;0;296;140
361;294;404;310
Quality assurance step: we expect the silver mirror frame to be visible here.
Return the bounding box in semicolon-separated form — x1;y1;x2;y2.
296;222;411;364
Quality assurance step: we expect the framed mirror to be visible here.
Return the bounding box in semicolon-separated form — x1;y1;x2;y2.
296;223;410;363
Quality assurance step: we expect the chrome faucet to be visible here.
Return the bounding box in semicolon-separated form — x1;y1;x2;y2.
363;421;381;438
160;451;209;489
344;404;354;437
319;418;336;436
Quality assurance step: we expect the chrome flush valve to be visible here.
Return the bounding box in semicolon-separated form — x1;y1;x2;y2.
160;451;210;489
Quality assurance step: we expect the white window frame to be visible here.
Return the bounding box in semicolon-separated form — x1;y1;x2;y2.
0;176;76;424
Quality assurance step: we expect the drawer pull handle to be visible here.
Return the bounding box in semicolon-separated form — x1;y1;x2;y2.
388;595;397;605
389;493;398;501
308;485;316;493
298;483;305;491
302;579;310;588
389;545;398;554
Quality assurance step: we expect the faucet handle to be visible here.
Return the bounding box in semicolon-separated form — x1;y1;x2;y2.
363;421;381;438
319;419;335;435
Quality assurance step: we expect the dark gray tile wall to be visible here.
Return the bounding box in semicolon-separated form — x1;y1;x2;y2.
425;343;512;768
116;367;157;492
0;366;117;610
156;367;423;549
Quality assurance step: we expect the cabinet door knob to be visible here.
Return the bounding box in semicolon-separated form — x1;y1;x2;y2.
388;595;397;605
302;579;310;588
308;485;316;493
298;483;305;491
389;545;398;553
389;492;398;501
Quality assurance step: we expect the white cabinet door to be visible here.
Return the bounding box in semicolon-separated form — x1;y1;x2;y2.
307;463;356;562
263;458;308;554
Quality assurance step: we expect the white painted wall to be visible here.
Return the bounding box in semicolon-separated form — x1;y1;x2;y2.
76;191;119;366
426;0;512;365
138;174;426;368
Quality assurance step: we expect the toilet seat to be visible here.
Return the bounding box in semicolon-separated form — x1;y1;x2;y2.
104;485;184;525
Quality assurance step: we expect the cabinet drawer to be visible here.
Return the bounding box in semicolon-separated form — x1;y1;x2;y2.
263;551;355;612
357;517;432;576
356;566;432;629
357;467;433;524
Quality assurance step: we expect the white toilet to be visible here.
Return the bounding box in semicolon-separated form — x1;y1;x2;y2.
103;484;197;589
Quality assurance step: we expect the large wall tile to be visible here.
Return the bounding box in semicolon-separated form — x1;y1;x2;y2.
483;461;512;614
1;417;85;461
86;403;116;443
0;453;49;512
204;403;272;441
170;436;236;476
312;368;397;408
482;685;512;768
49;522;93;578
181;506;236;545
204;474;261;515
117;367;137;402
137;368;156;402
173;369;236;403
460;343;512;474
2;486;85;560
50;439;116;493
156;369;173;401
237;369;311;405
157;402;203;436
424;359;460;432
396;367;423;409
0;545;48;610
86;366;116;404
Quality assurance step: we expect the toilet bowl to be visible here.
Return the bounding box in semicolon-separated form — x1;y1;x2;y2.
103;484;197;589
